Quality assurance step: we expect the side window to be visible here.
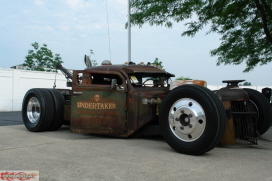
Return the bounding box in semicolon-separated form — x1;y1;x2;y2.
81;73;123;85
129;73;168;87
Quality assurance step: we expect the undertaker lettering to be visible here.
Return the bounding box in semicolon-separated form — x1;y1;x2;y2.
77;102;117;110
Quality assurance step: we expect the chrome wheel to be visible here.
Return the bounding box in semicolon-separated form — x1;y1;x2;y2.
169;98;206;142
22;89;55;132
27;97;41;124
159;85;226;155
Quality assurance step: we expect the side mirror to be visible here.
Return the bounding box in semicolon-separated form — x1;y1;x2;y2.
111;79;117;89
84;55;92;67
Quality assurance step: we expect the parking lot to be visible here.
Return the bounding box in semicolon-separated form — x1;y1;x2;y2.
1;111;272;181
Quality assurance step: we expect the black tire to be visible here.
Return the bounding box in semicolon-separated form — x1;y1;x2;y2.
159;85;226;155
46;89;65;131
22;88;54;132
243;88;272;135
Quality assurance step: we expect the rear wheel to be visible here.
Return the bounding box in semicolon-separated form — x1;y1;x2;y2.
243;88;272;135
22;88;54;132
46;89;65;131
159;85;226;155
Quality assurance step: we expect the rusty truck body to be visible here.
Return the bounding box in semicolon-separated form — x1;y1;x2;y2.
22;59;272;155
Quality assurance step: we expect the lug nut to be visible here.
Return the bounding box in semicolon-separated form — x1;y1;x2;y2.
189;124;193;128
189;114;193;118
180;110;184;114
189;102;193;106
175;118;179;121
180;126;184;130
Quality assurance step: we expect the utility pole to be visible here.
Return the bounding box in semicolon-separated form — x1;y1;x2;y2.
128;0;131;62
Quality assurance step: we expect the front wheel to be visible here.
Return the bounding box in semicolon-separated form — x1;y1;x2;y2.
159;85;226;155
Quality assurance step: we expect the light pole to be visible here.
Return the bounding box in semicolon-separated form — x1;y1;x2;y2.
128;0;131;62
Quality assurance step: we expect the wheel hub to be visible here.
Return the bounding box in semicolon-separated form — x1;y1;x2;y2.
27;97;41;124
169;98;206;142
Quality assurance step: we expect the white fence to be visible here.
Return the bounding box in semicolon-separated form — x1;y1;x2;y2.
0;68;68;112
0;68;272;112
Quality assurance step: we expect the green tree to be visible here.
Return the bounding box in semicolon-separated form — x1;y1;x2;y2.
176;76;192;80
23;42;63;72
153;57;165;70
239;81;252;86
87;49;98;66
130;0;272;72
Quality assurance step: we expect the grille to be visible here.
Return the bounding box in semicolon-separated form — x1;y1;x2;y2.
231;101;258;145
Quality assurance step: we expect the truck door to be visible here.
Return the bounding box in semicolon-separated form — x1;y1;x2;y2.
70;71;127;136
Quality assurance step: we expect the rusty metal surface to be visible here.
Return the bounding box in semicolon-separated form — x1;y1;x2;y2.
170;80;207;90
70;70;128;136
64;65;254;142
221;101;236;145
128;90;167;131
218;80;249;101
222;80;245;88
218;81;258;145
67;67;252;139
231;101;258;144
67;64;171;137
219;81;258;145
217;87;249;101
84;64;175;77
70;88;127;136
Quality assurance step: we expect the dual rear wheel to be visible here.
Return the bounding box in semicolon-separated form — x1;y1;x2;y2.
22;88;64;132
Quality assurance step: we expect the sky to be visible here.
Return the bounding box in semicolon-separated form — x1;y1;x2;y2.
0;0;272;86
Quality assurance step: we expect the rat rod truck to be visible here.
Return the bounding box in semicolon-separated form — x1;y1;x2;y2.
22;57;272;155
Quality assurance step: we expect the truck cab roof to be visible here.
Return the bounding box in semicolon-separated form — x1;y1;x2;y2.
84;63;175;77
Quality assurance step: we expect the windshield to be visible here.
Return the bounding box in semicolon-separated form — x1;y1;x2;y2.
129;73;170;87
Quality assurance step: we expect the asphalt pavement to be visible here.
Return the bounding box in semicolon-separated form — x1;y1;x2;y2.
1;112;272;181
